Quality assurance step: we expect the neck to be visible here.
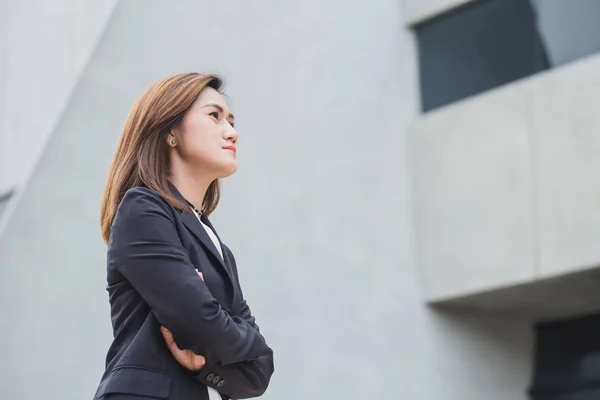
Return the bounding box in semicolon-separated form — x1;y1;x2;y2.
169;170;213;212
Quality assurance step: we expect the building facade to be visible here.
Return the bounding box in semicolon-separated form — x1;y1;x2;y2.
1;0;600;399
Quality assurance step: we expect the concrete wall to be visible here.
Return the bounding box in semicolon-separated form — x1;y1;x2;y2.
0;0;7;196
0;0;533;399
403;0;475;25
414;53;600;304
0;0;117;196
0;0;9;198
412;76;536;301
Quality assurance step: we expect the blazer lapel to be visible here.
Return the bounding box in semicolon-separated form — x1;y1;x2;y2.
169;182;235;285
204;221;241;313
200;215;239;285
180;210;228;268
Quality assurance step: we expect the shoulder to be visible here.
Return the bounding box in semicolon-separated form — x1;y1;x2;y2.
114;186;178;225
121;186;174;209
221;243;237;265
121;186;169;205
221;242;232;256
108;187;181;247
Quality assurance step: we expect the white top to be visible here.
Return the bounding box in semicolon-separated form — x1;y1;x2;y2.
200;219;223;259
193;210;223;400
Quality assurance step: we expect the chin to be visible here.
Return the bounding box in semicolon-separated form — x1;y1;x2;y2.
217;162;238;178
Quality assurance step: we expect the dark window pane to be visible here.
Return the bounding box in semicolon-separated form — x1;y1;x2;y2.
544;388;600;400
530;313;600;400
415;0;549;112
414;0;600;112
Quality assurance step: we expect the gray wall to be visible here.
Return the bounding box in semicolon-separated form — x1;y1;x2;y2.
0;0;117;197
403;0;474;25
0;0;533;399
0;0;6;195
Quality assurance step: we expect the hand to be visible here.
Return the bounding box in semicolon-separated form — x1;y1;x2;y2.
160;326;206;371
160;270;206;371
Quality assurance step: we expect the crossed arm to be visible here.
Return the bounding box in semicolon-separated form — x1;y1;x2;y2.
191;295;275;399
163;268;274;398
110;188;274;397
193;245;275;398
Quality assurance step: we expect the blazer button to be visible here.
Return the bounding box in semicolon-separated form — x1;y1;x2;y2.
206;373;215;382
217;380;225;388
213;375;221;385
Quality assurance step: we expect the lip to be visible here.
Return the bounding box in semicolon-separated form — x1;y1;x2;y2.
223;146;236;154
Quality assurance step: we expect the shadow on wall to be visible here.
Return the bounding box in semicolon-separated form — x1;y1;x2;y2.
0;190;12;219
426;306;534;399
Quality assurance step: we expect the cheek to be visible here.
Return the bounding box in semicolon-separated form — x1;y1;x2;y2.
179;120;222;162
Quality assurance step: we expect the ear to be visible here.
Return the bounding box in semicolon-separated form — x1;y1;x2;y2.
167;133;177;147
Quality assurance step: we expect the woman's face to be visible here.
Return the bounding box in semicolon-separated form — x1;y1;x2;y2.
171;87;238;179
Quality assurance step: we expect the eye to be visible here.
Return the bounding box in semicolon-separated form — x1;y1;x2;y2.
209;111;219;119
229;120;236;128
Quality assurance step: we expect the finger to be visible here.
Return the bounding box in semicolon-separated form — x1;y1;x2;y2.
197;271;204;281
160;326;174;344
193;356;207;370
162;333;180;354
191;354;207;370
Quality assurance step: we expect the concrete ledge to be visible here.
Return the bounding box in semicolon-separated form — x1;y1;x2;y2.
432;266;600;322
412;77;535;300
403;0;474;26
533;54;600;278
413;53;600;317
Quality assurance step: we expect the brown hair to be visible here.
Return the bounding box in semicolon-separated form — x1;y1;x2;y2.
100;72;224;243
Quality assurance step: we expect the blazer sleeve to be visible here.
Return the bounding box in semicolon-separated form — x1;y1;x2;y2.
194;247;275;399
108;187;271;365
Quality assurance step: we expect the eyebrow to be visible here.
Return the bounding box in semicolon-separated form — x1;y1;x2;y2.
201;103;235;121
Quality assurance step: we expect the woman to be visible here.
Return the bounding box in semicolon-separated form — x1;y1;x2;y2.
94;73;274;400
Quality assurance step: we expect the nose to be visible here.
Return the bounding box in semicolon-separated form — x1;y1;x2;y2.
225;124;239;143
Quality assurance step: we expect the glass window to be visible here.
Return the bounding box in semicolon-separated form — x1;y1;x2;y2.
532;0;600;68
415;0;600;112
530;313;600;400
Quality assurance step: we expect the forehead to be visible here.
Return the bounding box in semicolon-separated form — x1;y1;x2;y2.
195;87;231;112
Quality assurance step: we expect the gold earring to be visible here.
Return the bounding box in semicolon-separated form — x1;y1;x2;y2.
170;138;177;146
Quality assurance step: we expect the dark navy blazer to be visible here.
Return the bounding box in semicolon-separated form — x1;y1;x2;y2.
93;185;274;400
